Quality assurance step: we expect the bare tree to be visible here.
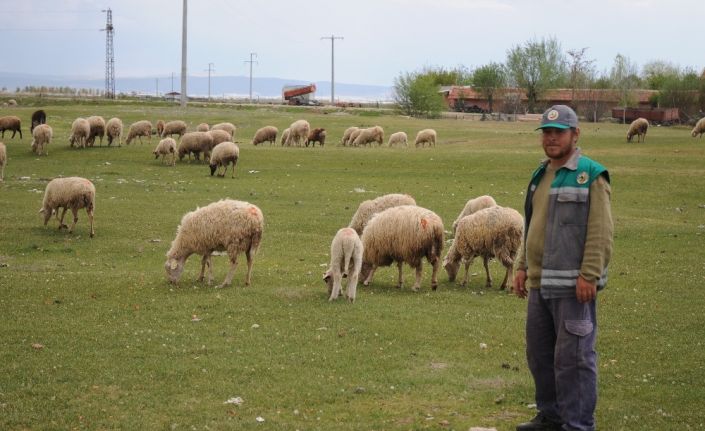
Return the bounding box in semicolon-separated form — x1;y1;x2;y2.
567;47;595;109
610;54;639;123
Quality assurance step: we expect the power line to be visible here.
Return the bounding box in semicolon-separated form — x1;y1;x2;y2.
244;52;257;103
101;8;115;99
204;62;215;100
180;0;187;107
321;35;343;105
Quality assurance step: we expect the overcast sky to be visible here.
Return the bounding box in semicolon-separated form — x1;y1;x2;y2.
2;0;703;86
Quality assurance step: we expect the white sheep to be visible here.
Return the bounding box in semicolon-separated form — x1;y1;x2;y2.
153;138;177;166
452;195;497;235
86;116;106;146
39;177;96;237
323;227;363;302
280;128;290;146
105;117;123;147
0;141;6;181
360;205;444;291
161;120;188;138
211;122;236;139
178;132;214;162
626;118;648;143
387;131;408;147
443;206;523;290
691;117;705;138
31;124;52;156
285;119;310;147
207;129;232;148
126;120;153;145
348;128;363;146
165;199;264;287
69;118;90;148
197;123;210;132
352;126;384;147
209;142;240;178
349;193;416;235
0;116;22;139
415;129;437;148
341;126;359;146
252;126;278;146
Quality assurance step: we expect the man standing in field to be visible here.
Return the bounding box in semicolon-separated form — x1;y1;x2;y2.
513;105;613;431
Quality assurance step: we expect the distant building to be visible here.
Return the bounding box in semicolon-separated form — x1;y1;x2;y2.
164;91;181;101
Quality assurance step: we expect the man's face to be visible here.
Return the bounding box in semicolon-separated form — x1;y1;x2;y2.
541;127;578;161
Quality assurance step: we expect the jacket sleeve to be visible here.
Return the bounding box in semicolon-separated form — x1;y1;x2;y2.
580;174;613;282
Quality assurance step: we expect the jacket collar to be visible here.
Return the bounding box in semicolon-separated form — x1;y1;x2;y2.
540;147;581;171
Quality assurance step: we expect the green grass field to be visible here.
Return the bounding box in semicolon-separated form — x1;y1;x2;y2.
1;101;704;430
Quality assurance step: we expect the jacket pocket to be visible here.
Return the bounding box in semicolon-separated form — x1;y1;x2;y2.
556;192;588;226
565;319;593;337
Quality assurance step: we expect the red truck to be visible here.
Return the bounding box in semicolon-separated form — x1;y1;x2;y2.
283;84;317;105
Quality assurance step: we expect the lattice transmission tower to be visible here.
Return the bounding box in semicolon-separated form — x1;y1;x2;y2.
102;8;115;99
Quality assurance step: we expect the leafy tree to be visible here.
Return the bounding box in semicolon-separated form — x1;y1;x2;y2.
472;62;506;113
610;54;639;123
642;60;680;90
566;47;595;106
421;65;472;86
505;36;567;113
659;68;700;120
393;71;446;118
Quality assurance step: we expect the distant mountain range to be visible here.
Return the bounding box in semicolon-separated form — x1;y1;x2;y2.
0;72;394;102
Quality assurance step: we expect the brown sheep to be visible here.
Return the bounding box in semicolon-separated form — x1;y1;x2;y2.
0;116;22;139
626;118;648;143
306;128;326;147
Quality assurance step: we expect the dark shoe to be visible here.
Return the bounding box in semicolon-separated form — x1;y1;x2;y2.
516;413;563;431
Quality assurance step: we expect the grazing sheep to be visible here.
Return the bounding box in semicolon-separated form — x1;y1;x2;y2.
348;128;363;146
360;205;444;291
341;126;359;146
323;227;363;302
7;99;17;106
209;141;240;178
443;206;523;290
161;120;188;138
153;138;177;166
125;120;153;145
207;129;231;148
86;115;106;146
197;123;210;132
30;110;46;133
691;117;705;138
452;195;497;235
105;117;123;147
626;118;649;143
68;118;90;148
349;193;417;235
252;126;278;146
156;120;165;137
211;122;236;139
280;128;290;146
0;141;6;181
415;129;437;148
306;128;326;147
39;177;96;237
352;126;384;147
31;124;52;156
0;116;22;139
164;199;264;287
178;131;214;162
387;131;408;147
285;119;310;147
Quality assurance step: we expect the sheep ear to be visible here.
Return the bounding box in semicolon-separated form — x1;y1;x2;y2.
169;260;179;270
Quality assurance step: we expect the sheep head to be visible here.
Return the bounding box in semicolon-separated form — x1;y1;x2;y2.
164;257;185;283
443;254;460;282
209;163;217;176
322;269;334;295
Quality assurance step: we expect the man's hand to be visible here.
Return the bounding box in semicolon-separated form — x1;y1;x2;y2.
513;269;527;298
576;276;596;303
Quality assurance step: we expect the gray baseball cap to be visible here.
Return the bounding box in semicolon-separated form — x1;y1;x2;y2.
536;105;578;130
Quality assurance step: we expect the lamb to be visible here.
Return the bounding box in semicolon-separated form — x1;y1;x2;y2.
252;126;278;146
0;141;6;181
209;141;240;178
39;176;96;237
443;206;523;290
30;110;46;133
153;138;177;166
0;116;22;139
161;120;187;138
31;124;52;156
352;126;384;147
348;193;417;235
125;120;153;145
86;115;106;146
197;123;210;132
626;118;648;143
207;129;232;148
177;131;214;162
105;117;123;147
156;120;165;137
359;205;444;291
341;126;359;146
280;128;290;146
211;122;236;139
452;195;497;235
323;227;363;302
164;199;264;287
348;128;363;146
387;131;408;147
691;117;705;138
285;119;310;147
68;118;90;148
306;128;326;147
415;129;437;148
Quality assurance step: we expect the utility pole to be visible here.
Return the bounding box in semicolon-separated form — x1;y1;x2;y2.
204;62;215;100
321;34;343;105
101;8;115;99
180;0;187;107
244;52;257;103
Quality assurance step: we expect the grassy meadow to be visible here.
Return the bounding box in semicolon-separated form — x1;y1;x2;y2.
0;100;704;430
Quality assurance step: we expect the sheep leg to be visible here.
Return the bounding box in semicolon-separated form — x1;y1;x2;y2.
68;208;79;233
430;258;440;291
347;261;361;303
483;256;493;288
412;263;423;292
244;248;254;287
363;266;377;286
86;207;94;238
396;261;403;288
329;271;342;301
461;259;472;287
198;254;212;284
218;254;239;288
57;207;69;229
499;265;510;290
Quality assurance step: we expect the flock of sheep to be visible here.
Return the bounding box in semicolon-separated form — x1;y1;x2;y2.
626;116;705;142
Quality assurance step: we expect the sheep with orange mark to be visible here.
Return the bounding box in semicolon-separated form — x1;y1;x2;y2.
323;227;363;302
